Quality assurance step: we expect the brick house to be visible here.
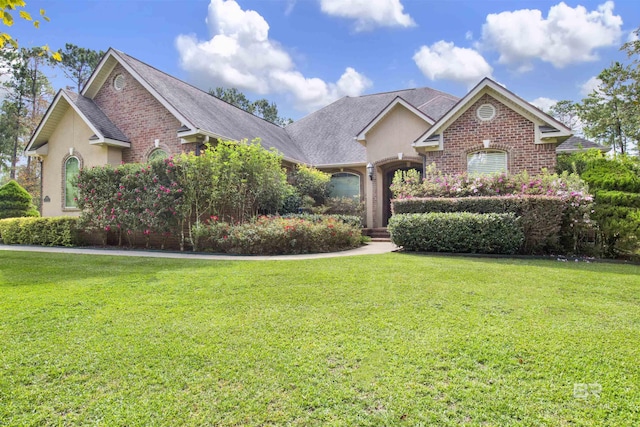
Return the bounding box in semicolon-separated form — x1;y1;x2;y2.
26;48;587;228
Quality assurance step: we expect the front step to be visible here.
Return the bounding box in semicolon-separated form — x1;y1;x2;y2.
363;228;391;241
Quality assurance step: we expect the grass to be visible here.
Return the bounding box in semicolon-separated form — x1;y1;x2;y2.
0;251;639;426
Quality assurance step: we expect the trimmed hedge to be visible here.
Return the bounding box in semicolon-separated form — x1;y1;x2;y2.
192;216;361;255
0;180;39;219
0;217;80;246
393;196;566;254
389;212;524;254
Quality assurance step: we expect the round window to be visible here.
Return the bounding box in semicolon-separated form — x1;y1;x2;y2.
113;74;126;91
476;103;496;121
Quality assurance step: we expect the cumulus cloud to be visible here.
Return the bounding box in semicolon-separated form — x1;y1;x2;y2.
530;97;558;112
175;0;371;111
319;0;415;31
580;76;603;96
413;41;493;88
481;1;623;71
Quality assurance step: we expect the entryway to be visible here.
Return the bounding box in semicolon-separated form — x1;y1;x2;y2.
382;162;422;226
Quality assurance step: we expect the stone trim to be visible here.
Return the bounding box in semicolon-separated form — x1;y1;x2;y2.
61;151;84;212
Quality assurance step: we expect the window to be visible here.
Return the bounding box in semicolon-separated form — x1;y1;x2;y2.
467;150;507;175
148;149;168;162
329;172;360;199
64;156;80;208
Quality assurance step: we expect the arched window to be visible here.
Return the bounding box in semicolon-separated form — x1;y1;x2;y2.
64;156;80;208
148;149;168;162
329;172;360;199
467;150;507;175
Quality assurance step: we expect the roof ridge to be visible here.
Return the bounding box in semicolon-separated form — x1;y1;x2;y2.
114;50;288;130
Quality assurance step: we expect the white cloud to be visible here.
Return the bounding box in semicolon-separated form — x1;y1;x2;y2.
319;0;415;31
627;29;639;43
413;41;493;88
481;1;623;71
580;76;602;96
530;97;558;112
175;0;371;111
465;31;473;41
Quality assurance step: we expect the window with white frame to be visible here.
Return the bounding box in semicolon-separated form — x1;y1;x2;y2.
64;156;80;208
467;150;507;175
148;148;168;162
329;172;360;199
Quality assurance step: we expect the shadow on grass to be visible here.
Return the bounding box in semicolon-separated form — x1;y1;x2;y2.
393;250;640;275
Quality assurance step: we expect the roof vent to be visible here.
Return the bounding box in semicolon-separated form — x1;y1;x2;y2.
476;103;496;121
113;74;126;91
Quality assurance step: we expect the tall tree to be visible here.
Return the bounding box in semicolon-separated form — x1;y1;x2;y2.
578;62;639;155
55;44;104;91
548;100;582;134
209;87;293;127
0;46;53;180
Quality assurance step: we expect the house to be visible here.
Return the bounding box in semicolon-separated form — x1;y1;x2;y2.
26;48;595;228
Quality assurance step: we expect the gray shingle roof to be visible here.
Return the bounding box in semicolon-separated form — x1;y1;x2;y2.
557;135;610;153
114;50;308;162
64;90;129;143
285;88;459;165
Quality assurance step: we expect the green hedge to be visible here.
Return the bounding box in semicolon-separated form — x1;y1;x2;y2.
389;212;524;254
392;196;566;254
0;217;80;246
594;190;640;208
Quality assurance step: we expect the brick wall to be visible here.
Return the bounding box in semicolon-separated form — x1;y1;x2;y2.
425;94;557;174
93;64;191;163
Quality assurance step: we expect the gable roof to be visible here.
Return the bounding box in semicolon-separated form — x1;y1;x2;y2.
556;135;611;153
81;49;308;162
286;87;458;165
356;96;435;142
26;89;129;153
415;77;572;146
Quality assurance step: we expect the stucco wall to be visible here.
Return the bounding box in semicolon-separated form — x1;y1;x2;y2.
364;104;431;164
424;93;557;174
41;106;112;217
362;104;430;228
93;64;184;163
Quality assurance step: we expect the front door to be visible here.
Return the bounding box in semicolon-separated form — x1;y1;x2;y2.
383;165;422;226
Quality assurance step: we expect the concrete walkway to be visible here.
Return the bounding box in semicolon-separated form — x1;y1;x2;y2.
0;241;397;261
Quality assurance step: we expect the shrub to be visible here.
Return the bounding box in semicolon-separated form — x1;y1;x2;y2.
389;212;524;254
0;180;39;219
581;159;640;193
281;213;362;228
193;215;361;255
0;217;80;246
289;164;331;205
392;196;567;254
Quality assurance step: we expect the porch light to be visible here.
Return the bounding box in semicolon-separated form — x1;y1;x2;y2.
367;163;374;180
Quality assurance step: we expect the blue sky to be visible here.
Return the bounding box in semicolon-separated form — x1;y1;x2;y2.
9;0;640;120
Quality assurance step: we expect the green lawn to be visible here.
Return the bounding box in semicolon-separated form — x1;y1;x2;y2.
0;252;638;426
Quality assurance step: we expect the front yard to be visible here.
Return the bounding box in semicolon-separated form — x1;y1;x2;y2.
1;252;638;426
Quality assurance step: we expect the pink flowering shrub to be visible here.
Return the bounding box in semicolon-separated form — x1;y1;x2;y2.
77;159;183;247
192;215;361;255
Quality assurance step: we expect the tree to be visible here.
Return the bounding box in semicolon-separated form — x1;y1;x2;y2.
578;62;639;155
548;100;582;134
55;44;104;91
0;46;54;180
209;87;293;127
0;1;60;60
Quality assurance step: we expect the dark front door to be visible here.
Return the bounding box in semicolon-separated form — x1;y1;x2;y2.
383;166;421;226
